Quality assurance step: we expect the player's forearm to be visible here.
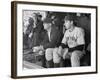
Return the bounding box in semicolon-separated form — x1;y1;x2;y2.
60;43;69;48
68;45;84;52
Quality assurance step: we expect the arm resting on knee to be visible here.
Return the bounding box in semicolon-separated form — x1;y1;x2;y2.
68;45;84;52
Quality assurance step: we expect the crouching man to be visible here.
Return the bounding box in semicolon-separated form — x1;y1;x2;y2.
57;15;85;67
33;18;63;68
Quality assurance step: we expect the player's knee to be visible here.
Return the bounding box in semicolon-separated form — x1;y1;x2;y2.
38;50;44;55
45;48;53;61
71;51;79;60
53;58;61;63
45;48;53;54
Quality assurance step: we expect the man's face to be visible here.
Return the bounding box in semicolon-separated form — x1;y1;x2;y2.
43;23;51;30
28;18;34;25
32;14;37;23
64;20;72;30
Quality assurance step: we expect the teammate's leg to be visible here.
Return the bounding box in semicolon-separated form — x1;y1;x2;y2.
53;48;61;68
38;50;46;68
45;48;54;68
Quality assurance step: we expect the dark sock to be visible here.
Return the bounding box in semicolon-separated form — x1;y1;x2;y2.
60;58;65;67
40;55;46;68
54;63;60;68
46;60;54;68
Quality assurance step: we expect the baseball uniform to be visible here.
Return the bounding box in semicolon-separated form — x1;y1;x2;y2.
61;26;85;67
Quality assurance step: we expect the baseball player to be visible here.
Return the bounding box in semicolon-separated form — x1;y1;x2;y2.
57;15;85;67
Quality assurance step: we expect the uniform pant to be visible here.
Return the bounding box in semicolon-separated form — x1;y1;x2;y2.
39;48;84;67
62;48;84;67
38;48;60;68
48;48;84;67
38;48;60;63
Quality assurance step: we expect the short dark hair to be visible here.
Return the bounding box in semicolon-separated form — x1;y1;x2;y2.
64;14;75;21
43;18;52;23
64;14;77;26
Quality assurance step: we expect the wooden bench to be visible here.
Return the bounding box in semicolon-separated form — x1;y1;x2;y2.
23;49;45;68
23;61;44;69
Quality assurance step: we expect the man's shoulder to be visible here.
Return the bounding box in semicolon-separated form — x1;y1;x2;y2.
74;27;84;36
75;26;84;32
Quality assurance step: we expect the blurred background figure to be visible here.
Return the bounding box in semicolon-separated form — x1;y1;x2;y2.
30;13;44;48
23;17;34;49
76;13;91;50
23;12;45;49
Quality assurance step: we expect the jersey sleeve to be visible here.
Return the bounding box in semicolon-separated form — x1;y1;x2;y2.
77;28;85;45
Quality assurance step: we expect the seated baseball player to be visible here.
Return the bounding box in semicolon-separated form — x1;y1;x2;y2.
57;15;85;67
32;18;63;68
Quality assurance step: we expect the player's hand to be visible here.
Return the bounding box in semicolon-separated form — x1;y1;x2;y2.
58;46;62;56
32;46;40;52
29;33;32;38
63;48;68;59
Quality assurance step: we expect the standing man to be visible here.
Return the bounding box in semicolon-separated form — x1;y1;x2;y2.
23;17;34;49
33;18;63;68
57;15;85;67
31;13;44;47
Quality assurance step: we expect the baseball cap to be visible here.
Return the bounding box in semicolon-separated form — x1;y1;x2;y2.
43;18;52;23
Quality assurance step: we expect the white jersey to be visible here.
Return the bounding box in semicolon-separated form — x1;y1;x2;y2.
62;27;85;48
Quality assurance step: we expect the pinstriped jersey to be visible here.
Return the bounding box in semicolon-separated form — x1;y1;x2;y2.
62;27;85;48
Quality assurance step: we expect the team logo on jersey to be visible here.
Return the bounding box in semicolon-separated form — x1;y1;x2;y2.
67;36;77;47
